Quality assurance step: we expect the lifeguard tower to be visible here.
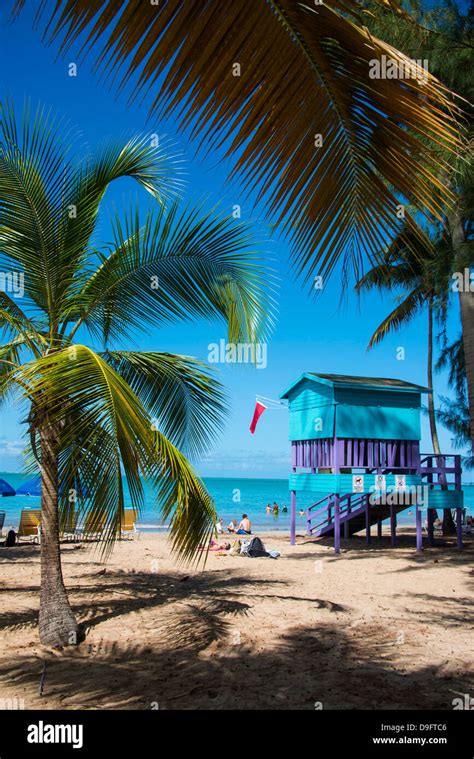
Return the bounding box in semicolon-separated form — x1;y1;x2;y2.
279;373;464;552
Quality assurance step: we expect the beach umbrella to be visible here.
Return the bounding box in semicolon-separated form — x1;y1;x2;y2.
16;476;90;498
0;478;16;497
16;476;41;497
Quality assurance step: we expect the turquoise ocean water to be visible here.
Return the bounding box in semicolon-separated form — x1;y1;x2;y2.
1;472;473;533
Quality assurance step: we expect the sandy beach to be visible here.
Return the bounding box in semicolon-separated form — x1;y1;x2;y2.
0;529;472;711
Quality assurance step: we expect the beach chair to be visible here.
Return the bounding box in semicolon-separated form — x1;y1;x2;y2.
0;510;5;537
60;510;79;542
120;509;139;540
17;509;41;543
75;511;106;541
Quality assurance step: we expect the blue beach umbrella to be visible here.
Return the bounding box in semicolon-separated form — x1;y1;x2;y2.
0;478;16;497
16;476;41;497
16;476;90;499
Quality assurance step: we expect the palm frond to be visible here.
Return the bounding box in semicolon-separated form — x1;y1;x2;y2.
22;345;217;558
435;333;466;397
66;201;276;345
0;335;29;405
366;287;424;347
12;0;463;283
56;134;183;314
356;259;421;292
0;99;76;314
0;100;183;325
102;351;227;459
436;394;473;466
0;289;46;354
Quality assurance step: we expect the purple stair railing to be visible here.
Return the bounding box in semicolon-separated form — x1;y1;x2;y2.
307;493;368;536
303;451;462;540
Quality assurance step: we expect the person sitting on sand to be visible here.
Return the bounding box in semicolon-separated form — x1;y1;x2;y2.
237;514;251;534
216;518;224;534
227;520;237;533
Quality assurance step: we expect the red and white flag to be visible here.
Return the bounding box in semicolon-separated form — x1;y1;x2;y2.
249;401;267;434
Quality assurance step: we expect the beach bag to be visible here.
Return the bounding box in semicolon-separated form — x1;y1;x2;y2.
5;529;16;547
246;537;270;558
240;539;251;556
230;540;241;556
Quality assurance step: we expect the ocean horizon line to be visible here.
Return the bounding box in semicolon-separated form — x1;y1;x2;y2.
1;470;474;486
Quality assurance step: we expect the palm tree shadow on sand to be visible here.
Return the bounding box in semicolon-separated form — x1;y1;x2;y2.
0;564;472;710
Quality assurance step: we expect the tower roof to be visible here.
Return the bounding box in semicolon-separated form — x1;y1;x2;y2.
280;373;431;399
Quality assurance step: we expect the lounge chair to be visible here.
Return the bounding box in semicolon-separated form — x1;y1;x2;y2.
75;512;106;541
0;510;5;537
17;509;41;543
120;509;139;540
60;510;79;542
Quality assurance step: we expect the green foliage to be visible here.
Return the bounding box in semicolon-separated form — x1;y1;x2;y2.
0;101;274;558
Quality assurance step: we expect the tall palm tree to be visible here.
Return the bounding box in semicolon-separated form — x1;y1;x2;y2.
436;335;473;468
360;0;474;457
0;101;273;647
356;228;460;533
11;0;461;284
356;229;453;455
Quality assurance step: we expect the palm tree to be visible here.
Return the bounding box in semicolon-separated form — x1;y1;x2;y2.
356;230;452;455
360;0;474;457
11;0;461;285
436;335;473;468
0;101;273;647
356;229;459;533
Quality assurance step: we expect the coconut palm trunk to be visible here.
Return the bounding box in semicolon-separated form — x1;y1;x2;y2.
458;289;474;446
427;299;455;533
427;296;442;457
39;422;79;646
448;209;474;452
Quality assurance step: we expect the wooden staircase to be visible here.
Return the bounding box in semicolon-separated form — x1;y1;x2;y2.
306;492;413;538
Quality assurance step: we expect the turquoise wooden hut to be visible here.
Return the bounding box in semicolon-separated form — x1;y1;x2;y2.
280;373;464;552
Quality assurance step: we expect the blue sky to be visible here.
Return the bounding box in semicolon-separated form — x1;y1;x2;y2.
0;4;467;478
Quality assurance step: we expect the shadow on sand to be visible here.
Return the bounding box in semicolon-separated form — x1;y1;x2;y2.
0;561;472;710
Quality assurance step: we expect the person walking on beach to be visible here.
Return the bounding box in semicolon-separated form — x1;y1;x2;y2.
237;514;251;534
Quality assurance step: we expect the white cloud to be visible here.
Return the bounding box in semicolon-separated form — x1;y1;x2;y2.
199;447;289;475
0;437;24;454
